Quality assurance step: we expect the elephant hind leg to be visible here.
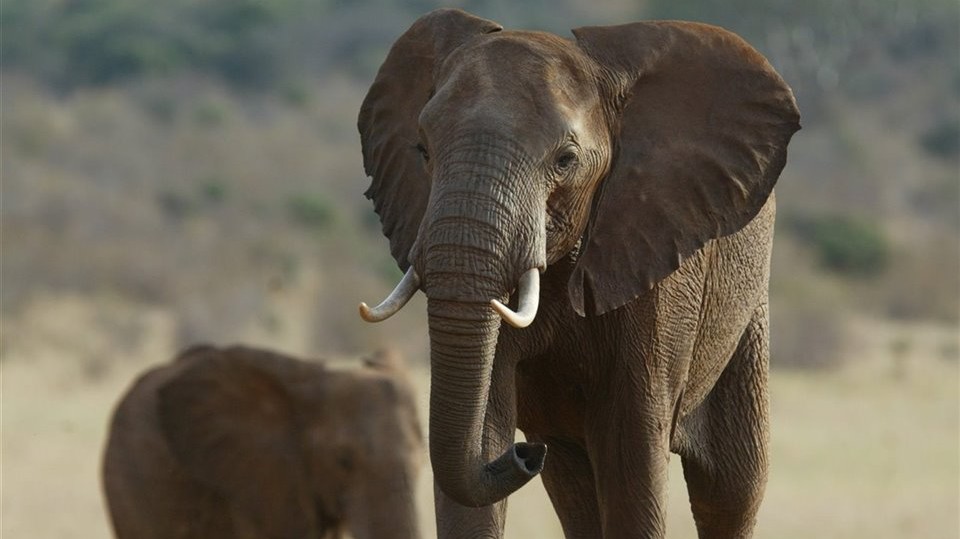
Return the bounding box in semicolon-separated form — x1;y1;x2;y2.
680;305;771;539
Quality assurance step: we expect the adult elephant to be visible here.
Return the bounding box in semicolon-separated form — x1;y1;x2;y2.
102;345;424;539
358;9;800;539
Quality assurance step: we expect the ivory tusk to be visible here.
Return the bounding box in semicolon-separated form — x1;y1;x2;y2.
491;268;540;329
359;267;420;323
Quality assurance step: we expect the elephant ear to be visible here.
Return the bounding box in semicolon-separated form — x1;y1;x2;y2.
358;8;502;269
568;22;800;316
158;346;316;538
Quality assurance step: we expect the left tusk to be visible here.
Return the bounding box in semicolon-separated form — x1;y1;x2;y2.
491;268;540;329
359;267;420;323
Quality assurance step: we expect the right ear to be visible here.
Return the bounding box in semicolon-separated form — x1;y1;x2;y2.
358;8;502;269
158;347;316;538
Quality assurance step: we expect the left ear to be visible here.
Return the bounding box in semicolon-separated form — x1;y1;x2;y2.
568;21;800;316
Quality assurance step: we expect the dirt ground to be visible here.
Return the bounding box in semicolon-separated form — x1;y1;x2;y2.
2;295;958;538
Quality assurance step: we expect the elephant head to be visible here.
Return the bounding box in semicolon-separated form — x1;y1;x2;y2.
357;9;799;507
157;346;424;539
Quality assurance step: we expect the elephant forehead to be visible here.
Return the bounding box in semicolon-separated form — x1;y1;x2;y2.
427;32;597;131
459;32;583;79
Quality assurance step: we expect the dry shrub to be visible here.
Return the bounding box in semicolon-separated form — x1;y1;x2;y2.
0;76;369;343
770;302;847;370
878;232;960;322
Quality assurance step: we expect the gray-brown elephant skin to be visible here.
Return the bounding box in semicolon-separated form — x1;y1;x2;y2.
358;8;800;539
102;345;423;539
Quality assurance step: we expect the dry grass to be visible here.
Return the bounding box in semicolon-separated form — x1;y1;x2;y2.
2;294;957;538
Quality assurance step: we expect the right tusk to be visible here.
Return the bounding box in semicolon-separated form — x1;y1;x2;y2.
491;268;540;329
359;267;420;323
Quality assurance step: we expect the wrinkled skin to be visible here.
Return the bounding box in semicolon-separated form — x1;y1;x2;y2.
102;345;424;539
359;9;800;539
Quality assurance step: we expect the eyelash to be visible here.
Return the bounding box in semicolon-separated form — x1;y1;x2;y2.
556;152;577;169
416;143;429;161
555;149;579;172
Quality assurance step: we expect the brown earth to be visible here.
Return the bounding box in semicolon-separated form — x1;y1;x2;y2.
2;294;957;538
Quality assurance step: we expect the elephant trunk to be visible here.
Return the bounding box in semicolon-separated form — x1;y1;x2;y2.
417;194;546;506
412;141;548;507
426;297;545;507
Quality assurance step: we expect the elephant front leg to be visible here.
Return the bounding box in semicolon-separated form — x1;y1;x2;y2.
528;434;602;539
585;382;673;538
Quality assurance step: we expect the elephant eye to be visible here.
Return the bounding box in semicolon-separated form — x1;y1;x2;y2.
416;143;430;162
555;150;578;172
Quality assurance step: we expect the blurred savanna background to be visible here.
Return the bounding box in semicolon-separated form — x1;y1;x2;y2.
1;0;958;537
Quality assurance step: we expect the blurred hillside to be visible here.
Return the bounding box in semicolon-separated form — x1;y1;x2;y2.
1;0;958;368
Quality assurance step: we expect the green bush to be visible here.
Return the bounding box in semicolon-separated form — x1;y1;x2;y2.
192;101;229;127
1;0;291;88
919;118;960;160
156;180;228;219
788;214;891;277
280;81;312;108
286;194;335;230
199;179;228;205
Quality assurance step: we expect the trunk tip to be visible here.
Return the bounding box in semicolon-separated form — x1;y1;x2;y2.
513;442;547;475
432;442;548;508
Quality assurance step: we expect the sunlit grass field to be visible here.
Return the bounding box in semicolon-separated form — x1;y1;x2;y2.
3;308;957;538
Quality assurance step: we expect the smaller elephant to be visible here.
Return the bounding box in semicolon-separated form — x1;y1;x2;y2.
102;344;424;539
